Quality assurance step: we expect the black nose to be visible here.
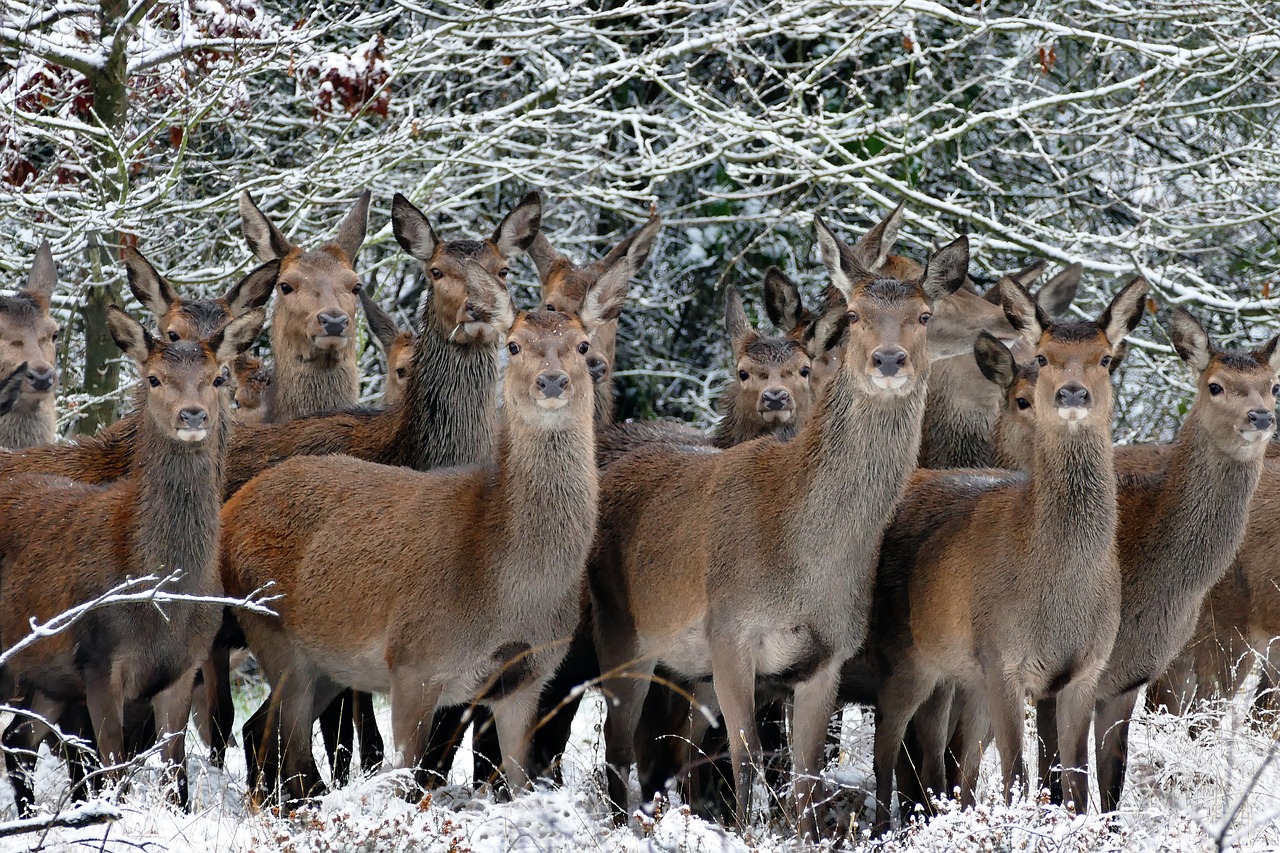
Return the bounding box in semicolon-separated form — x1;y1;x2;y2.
587;357;608;385
537;371;570;398
761;389;791;411
871;347;908;377
318;311;349;337
1056;384;1090;408
1248;409;1274;430
26;366;55;392
179;408;209;429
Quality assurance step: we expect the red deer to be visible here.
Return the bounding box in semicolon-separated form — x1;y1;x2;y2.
357;288;414;407
219;266;628;806
238;190;370;422
863;275;1147;833
0;304;265;814
0;241;60;449
590;217;971;841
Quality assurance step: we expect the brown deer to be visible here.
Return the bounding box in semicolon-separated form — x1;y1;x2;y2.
0;304;265;815
220;267;627;807
590;216;971;841
357;288;414;407
238;190;370;422
863;275;1147;833
0;241;60;449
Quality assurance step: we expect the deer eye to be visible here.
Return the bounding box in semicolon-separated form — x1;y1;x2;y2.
507;341;521;356
738;370;750;382
1036;355;1048;367
1100;355;1112;367
279;282;294;295
1016;397;1031;410
577;341;590;355
1208;382;1223;396
396;367;408;379
148;376;161;388
800;366;811;378
919;313;931;326
168;331;180;342
430;268;444;280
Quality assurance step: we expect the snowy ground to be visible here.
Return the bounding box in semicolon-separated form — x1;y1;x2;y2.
2;680;1279;852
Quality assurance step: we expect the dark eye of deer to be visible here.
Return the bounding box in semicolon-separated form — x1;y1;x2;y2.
279;282;293;295
738;370;749;382
577;341;590;355
1208;382;1223;396
1016;397;1031;410
800;366;811;378
919;313;931;326
148;376;161;388
507;342;521;356
1100;355;1112;367
430;268;444;280
1037;354;1048;367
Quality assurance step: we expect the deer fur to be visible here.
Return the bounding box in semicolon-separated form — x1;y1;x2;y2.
0;306;264;815
0;241;60;449
590;216;971;841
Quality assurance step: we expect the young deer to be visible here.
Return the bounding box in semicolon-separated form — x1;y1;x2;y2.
864;275;1147;832
590;217;971;841
0;241;60;449
239;190;370;422
220;268;626;806
0;305;264;814
358;288;415;407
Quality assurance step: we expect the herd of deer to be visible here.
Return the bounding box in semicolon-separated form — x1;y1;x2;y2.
1;191;1279;840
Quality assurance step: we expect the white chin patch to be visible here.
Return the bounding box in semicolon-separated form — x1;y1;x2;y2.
759;410;793;424
870;375;909;392
176;428;207;443
535;397;568;410
1056;406;1087;423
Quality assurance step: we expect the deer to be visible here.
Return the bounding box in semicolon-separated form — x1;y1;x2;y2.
238;190;370;422
219;264;628;808
0;241;60;450
0;303;265;815
589;214;972;841
358;288;415;407
861;275;1148;833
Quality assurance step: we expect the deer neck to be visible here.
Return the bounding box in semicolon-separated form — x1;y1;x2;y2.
0;399;56;449
393;299;500;471
268;329;360;422
711;389;798;449
1030;420;1117;569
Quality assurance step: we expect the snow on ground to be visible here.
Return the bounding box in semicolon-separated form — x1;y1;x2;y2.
2;685;1279;852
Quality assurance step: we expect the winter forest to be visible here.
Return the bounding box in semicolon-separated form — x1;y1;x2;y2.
3;0;1280;851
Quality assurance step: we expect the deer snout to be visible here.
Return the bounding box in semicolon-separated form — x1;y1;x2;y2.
176;407;210;441
535;370;572;409
317;311;350;339
24;364;56;393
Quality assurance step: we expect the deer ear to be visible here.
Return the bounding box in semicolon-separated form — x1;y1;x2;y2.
23;240;56;305
974;332;1017;393
106;306;154;365
239;191;293;261
851;200;906;272
359;288;401;354
391;193;438;262
330;190;371;263
211;307;268;365
921;236;970;301
1000;276;1048;349
462;260;517;337
223;259;279;316
1169;307;1212;373
1035;263;1082;319
492;191;543;258
763;267;804;334
1098;276;1149;347
121;247;178;318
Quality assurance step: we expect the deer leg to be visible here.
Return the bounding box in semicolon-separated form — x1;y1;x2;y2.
1035;696;1061;803
151;668;198;810
984;671;1027;805
388;670;443;797
710;639;760;832
872;668;938;835
1094;688;1139;813
790;663;839;843
1055;678;1100;814
354;691;385;773
318;689;356;787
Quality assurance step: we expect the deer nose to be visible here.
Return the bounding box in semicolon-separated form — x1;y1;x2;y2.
25;365;55;392
318;311;349;337
587;356;608;385
761;389;791;411
179;408;209;429
1248;409;1274;430
871;347;908;377
1056;384;1091;409
537;371;570;398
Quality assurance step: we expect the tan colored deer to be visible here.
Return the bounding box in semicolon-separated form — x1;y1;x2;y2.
220;268;626;806
0;304;265;815
357;288;414;407
864;275;1147;833
0;241;60;449
238;190;370;422
590;215;972;841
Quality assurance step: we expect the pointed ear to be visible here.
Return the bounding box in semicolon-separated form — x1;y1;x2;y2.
121;247;178;318
1000;276;1048;349
462;260;517;336
106;306;154;366
763;267;804;333
1098;276;1149;347
239;190;293;261
1169;307;1212;373
974;332;1017;392
1009;259;1047;288
921;236;970;301
1035;263;1082;319
492;191;543;258
0;362;25;417
528;232;563;285
223;259;279;316
807;300;850;359
1109;340;1128;375
359;288;401;354
210;307;268;365
723;286;753;349
851;200;906;272
1258;335;1280;377
814;214;867;299
578;258;633;332
330;190;371;263
391;193;438;262
23;240;56;305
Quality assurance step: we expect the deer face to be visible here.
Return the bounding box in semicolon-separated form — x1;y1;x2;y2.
504;309;594;422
